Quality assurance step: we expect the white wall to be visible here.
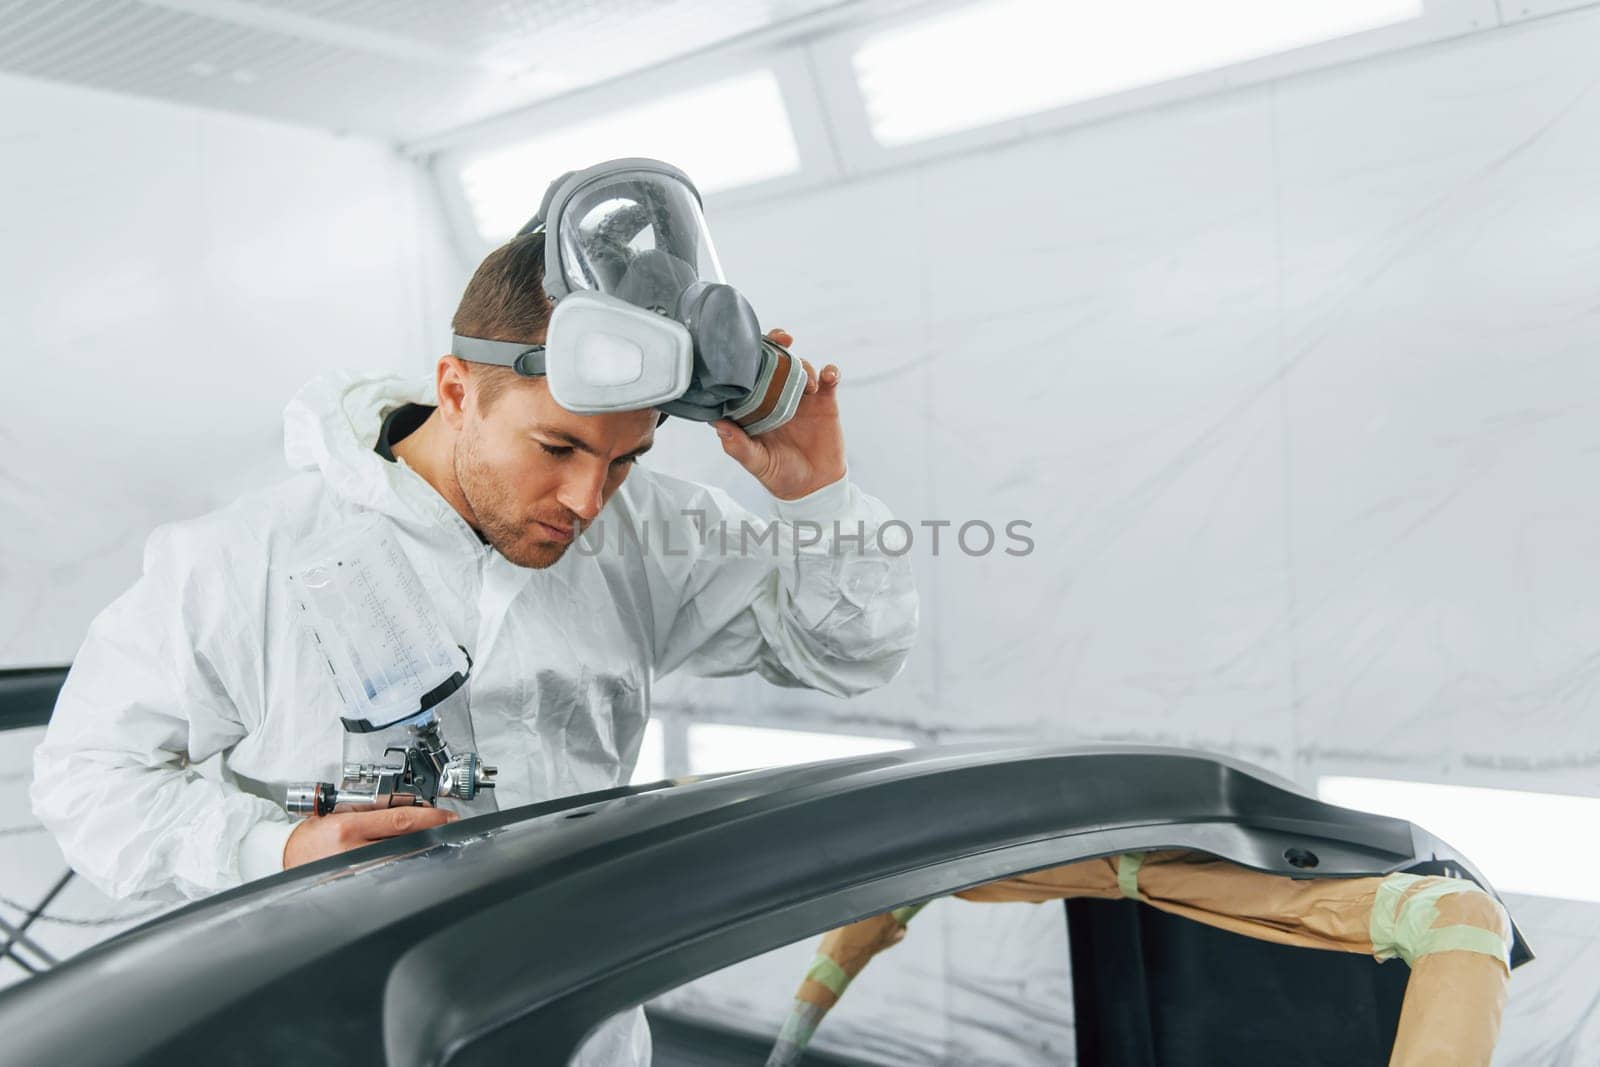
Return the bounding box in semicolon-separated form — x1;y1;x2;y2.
658;4;1600;811
660;8;1600;794
0;69;463;669
650;7;1600;1062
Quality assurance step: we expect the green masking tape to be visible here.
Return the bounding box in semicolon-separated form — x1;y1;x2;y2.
805;954;853;997
890;902;929;926
1369;873;1509;968
1117;853;1145;901
1415;924;1513;963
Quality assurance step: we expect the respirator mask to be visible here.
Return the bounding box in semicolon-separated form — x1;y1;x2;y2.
451;158;806;435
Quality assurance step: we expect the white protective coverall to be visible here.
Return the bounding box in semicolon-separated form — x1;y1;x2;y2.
31;371;919;1065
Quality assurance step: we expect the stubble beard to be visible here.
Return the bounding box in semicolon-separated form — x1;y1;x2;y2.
453;429;574;570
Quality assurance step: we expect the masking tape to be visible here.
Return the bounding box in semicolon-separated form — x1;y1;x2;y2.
805;954;853;997
1370;873;1510;968
891;902;929;926
1117;853;1145;901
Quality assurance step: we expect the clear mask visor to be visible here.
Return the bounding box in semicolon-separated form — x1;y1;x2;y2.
557;169;725;314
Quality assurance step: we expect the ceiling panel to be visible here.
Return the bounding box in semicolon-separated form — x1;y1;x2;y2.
0;0;858;141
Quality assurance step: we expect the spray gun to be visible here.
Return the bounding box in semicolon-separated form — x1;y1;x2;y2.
286;706;496;815
283;517;497;816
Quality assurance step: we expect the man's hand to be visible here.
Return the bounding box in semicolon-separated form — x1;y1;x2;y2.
282;806;458;869
713;329;847;501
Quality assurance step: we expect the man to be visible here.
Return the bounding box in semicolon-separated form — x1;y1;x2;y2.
31;231;919;1062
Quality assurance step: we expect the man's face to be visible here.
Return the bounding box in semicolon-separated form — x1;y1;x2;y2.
453;376;656;569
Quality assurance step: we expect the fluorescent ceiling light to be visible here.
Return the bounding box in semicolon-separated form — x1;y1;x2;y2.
628;718;666;786
854;0;1424;146
1318;776;1600;904
688;723;912;776
459;70;800;243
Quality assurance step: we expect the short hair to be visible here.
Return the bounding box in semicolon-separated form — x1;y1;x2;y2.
451;232;552;414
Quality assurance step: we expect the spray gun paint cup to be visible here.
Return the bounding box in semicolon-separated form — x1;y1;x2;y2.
282;517;494;814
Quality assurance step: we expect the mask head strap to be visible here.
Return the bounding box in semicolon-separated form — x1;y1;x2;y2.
450;335;546;377
517;170;573;239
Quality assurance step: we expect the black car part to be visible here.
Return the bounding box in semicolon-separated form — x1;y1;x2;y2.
0;743;1529;1066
